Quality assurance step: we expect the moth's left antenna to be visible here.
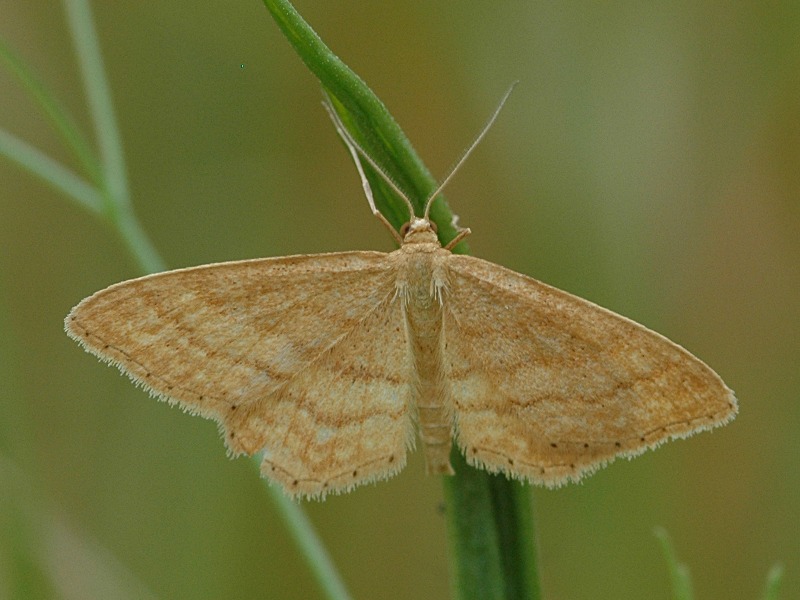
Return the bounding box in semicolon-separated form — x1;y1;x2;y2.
322;94;410;245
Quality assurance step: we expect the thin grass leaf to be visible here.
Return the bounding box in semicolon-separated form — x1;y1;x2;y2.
62;0;131;211
0;457;159;600
0;128;103;214
0;23;163;274
0;281;52;600
60;0;164;275
761;563;784;600
654;527;694;600
0;34;102;187
260;470;353;600
0;484;57;600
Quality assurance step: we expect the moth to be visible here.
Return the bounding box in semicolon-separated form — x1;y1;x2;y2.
66;89;737;498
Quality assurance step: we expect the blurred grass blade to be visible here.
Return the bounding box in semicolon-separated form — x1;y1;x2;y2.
0;473;58;600
0;281;50;600
0;456;159;600
0;33;102;187
761;563;783;600
62;0;131;210
654;527;694;600
0;275;37;471
61;0;164;275
260;2;540;599
0;128;103;214
0;15;162;274
260;471;353;600
43;517;160;600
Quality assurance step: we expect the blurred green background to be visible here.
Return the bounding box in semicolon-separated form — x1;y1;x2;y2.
1;2;798;599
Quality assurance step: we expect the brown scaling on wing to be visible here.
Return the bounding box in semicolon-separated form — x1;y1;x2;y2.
441;254;738;486
251;287;415;498
65;251;416;495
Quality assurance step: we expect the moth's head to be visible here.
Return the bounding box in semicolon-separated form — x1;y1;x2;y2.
400;217;439;245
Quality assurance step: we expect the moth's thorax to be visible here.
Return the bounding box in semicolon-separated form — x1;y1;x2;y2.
392;242;451;308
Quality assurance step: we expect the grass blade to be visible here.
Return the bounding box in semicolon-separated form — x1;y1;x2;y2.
260;2;540;598
0;128;103;214
761;563;784;600
654;527;694;600
260;469;353;600
62;0;130;210
0;34;102;187
261;0;463;244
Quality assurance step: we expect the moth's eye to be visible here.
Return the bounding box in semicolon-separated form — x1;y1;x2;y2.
400;222;411;237
429;220;438;234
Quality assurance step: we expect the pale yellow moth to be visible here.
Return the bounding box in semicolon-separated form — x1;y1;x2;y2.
66;89;737;499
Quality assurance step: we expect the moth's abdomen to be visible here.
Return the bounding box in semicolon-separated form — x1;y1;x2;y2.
397;249;455;475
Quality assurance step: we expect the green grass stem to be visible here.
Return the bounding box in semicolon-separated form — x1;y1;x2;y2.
260;2;541;598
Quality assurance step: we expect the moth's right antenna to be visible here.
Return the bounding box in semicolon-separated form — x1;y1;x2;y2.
423;82;518;220
322;94;410;245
